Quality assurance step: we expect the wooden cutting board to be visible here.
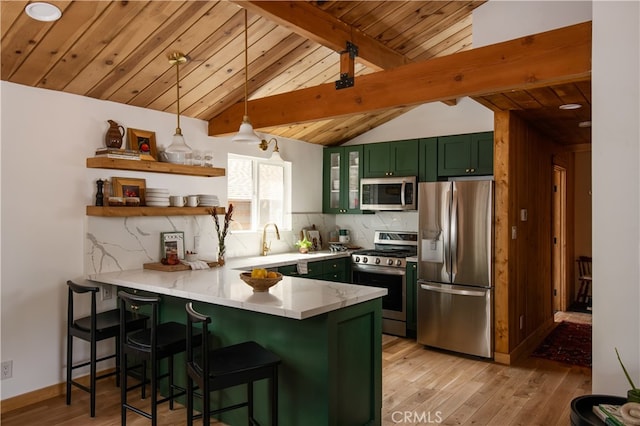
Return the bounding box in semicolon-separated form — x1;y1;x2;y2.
143;261;219;272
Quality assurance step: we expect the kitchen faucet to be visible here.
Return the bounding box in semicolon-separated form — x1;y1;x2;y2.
261;223;280;256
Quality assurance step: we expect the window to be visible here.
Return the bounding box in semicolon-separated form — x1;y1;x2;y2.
227;154;291;231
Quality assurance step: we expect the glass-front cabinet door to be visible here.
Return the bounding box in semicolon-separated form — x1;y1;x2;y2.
323;146;363;214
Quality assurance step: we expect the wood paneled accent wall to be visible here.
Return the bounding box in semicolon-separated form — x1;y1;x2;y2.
494;111;557;362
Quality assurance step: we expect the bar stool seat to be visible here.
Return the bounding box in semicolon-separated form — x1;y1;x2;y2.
66;279;148;417
119;291;191;426
186;302;281;426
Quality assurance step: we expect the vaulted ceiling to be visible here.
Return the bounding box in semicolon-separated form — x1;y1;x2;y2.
1;1;591;147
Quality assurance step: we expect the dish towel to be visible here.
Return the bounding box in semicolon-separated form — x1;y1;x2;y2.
180;260;210;270
297;260;308;274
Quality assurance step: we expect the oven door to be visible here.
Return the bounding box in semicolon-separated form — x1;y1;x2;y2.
351;264;406;322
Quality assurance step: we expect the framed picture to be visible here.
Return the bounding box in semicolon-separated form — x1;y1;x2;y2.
127;128;157;161
161;231;185;260
112;177;146;203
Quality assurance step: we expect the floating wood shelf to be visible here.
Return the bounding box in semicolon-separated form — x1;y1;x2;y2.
86;157;225;177
86;206;225;217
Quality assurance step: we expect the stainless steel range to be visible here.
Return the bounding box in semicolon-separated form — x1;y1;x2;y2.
351;230;418;337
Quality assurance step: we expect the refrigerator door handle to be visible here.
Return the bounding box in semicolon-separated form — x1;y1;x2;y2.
420;283;487;297
442;186;451;279
450;186;458;280
400;179;406;206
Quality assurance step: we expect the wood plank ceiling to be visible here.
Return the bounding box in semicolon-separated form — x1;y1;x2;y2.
1;0;591;147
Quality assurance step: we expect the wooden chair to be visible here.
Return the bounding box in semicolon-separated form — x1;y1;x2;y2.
118;291;190;426
576;256;593;305
66;280;147;417
185;302;281;426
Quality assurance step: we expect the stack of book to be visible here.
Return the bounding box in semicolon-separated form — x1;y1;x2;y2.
593;404;626;425
95;148;140;160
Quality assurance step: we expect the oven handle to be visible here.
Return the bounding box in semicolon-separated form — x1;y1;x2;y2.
352;264;406;276
420;283;487;297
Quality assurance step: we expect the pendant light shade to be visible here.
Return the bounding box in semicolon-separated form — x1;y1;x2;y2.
232;9;261;144
165;52;193;163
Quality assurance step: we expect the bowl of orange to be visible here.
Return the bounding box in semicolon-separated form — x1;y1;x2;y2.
239;269;283;292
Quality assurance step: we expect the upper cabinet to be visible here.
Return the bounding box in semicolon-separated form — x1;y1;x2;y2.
419;137;438;182
323;146;364;214
437;132;494;177
362;140;419;178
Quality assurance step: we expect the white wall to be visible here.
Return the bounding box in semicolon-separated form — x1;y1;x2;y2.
592;1;639;395
0;81;323;399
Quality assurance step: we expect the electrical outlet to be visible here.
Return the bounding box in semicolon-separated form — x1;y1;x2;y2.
102;284;113;300
2;360;13;380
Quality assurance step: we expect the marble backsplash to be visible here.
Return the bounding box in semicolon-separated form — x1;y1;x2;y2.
85;211;417;274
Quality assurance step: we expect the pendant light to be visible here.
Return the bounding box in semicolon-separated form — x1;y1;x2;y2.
232;9;261;144
165;52;193;164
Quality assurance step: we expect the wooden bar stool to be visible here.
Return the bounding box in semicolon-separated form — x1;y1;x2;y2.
118;291;190;426
66;279;148;417
185;302;281;426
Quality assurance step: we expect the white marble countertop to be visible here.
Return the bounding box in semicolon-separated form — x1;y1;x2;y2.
88;251;386;320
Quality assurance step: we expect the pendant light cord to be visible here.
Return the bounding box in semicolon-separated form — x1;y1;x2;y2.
243;9;248;117
176;59;181;133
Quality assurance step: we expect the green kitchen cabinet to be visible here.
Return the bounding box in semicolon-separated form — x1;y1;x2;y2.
323;146;364;214
279;257;351;283
318;257;350;282
437;131;494;177
362;139;419;178
406;261;417;337
418;137;438;182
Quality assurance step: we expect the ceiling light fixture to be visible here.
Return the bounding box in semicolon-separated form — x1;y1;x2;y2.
164;52;193;164
559;103;582;110
25;2;62;22
232;9;261;144
259;138;284;162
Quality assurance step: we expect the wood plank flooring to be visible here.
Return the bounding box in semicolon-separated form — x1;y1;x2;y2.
2;313;592;425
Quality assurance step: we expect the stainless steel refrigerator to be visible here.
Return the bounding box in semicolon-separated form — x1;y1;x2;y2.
416;180;494;358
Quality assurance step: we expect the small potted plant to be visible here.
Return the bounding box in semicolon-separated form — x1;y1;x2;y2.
295;237;313;254
616;348;640;402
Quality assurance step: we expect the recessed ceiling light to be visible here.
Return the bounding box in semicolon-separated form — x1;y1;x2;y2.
25;2;62;22
559;103;582;110
578;121;592;128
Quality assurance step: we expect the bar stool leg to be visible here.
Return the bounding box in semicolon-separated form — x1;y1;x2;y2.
121;352;128;426
271;369;278;426
66;334;73;406
90;334;97;417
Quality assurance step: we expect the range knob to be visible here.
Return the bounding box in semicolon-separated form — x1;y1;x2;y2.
362;257;368;263
375;258;381;265
354;256;360;263
396;259;403;266
387;259;394;266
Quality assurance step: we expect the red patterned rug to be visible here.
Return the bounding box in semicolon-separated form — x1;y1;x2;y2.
531;321;592;367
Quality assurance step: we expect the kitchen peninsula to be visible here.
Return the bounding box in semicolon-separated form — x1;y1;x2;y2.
88;253;385;425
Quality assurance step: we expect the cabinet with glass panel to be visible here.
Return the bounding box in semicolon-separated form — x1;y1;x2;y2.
322;146;364;214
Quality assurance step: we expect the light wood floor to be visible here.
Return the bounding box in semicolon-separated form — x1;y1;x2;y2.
2;312;591;425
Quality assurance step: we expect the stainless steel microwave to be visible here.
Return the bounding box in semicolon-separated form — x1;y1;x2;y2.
360;176;417;211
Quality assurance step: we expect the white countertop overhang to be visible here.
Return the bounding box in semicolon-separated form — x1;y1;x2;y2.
88;251;386;320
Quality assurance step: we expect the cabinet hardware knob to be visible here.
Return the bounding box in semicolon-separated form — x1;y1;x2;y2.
471;168;475;173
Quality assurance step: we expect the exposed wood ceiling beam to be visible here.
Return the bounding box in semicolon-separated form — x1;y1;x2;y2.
209;22;591;137
235;0;408;71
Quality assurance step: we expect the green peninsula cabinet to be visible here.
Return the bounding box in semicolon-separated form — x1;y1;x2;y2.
362;139;419;178
437;131;494;177
323;146;363;214
89;266;384;425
